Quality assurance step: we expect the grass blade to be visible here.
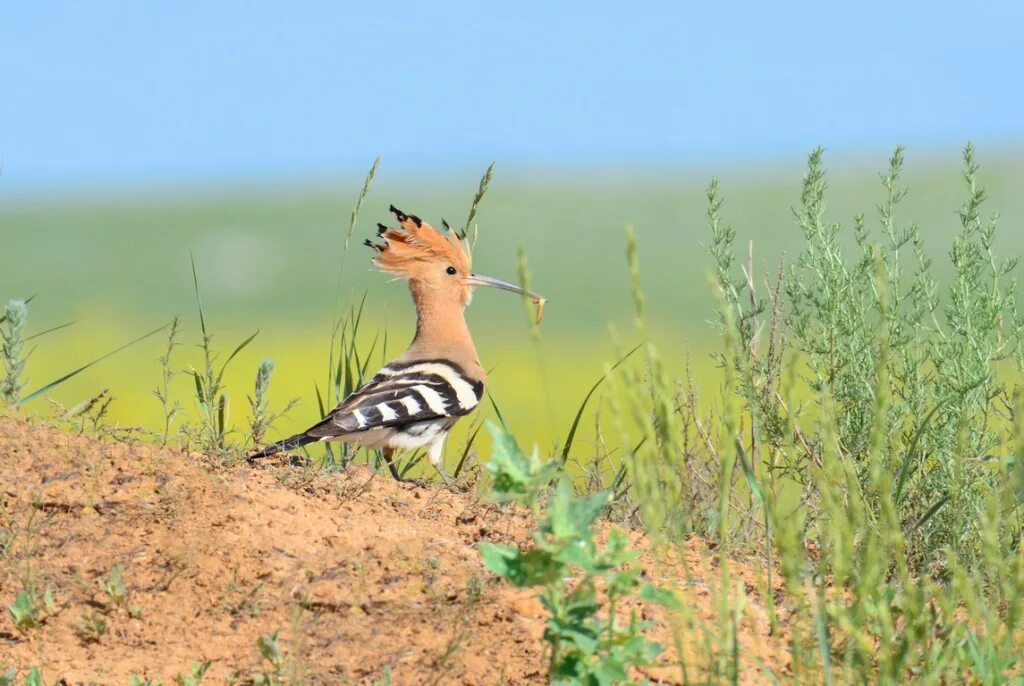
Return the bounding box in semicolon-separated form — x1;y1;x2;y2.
559;342;644;462
733;436;765;505
910;494;950;533
894;376;985;503
487;391;509;432
333;328;347;403
192;369;205;404
359;331;379;381
217;393;228;435
453;422;484;478
399;450;424;479
815;581;834;686
20;322;170;405
24;320;75;342
214;330;259;388
314;380;328;419
350;290;368;343
189;254;208;338
330;158;380;327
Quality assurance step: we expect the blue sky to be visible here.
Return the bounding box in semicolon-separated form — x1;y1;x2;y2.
2;1;1023;190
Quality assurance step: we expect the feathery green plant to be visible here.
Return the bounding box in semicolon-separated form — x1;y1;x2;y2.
249;359;275;447
480;423;675;684
189;255;258;454
466;162;495;252
1;300;28;405
608;144;1024;682
153;316;182;445
104;564;127;607
6;147;1024;682
248;359;298;450
3;296;166;408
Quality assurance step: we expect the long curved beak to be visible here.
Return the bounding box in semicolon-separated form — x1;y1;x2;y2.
465;273;545;301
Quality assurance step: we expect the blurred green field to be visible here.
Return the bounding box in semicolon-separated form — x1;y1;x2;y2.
3;149;1023;458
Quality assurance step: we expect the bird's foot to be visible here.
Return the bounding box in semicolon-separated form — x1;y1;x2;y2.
435;466;457;488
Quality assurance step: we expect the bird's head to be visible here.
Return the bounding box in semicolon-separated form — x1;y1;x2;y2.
366;205;545;310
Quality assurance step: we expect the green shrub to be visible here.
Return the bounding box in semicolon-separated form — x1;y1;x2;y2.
480;423;675;685
612;144;1024;682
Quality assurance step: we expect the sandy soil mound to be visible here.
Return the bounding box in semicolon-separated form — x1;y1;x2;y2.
0;419;787;684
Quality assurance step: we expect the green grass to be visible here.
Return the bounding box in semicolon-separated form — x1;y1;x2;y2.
4;152;1024;334
4;147;1024;682
601;144;1024;683
4;152;1024;454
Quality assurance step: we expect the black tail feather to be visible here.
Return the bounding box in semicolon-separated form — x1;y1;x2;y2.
247;433;316;462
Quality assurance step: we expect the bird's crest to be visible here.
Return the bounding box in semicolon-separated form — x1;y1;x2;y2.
365;206;471;278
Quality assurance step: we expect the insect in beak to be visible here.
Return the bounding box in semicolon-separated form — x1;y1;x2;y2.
464;273;547;323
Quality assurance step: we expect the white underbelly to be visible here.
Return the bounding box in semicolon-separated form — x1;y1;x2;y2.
318;420;446;451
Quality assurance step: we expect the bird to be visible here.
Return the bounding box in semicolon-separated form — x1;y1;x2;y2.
248;205;545;484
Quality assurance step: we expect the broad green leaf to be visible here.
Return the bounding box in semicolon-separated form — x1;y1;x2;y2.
23;668;43;686
479;543;519;578
481;543;561;587
640;584;682;610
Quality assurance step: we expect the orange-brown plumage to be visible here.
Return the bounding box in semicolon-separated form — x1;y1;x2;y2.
252;205;544;485
369;205;471;282
367;206;479;367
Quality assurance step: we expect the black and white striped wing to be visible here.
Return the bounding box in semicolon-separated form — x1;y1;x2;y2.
306;359;484;439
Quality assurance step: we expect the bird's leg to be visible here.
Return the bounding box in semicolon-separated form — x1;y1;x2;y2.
427;437;455;487
381;447;403;481
434;464;455;487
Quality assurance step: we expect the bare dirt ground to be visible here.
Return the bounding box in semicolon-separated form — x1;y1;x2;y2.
0;419;790;685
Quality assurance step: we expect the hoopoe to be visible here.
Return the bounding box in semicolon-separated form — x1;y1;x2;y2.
248;205;545;484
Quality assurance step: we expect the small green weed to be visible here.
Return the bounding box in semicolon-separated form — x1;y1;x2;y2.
253;629;285;684
6;590;39;632
252;620;308;685
189;255;258;455
221;573;262;618
172;662;210;686
153;315;182;445
52;389;114;435
104;564;127;607
248;359;297;450
480;423;674;684
73;610;107;643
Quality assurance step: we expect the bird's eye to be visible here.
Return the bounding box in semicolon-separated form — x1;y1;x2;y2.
445;266;457;275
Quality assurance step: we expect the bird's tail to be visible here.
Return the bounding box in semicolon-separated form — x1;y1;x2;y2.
247;433;316;461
